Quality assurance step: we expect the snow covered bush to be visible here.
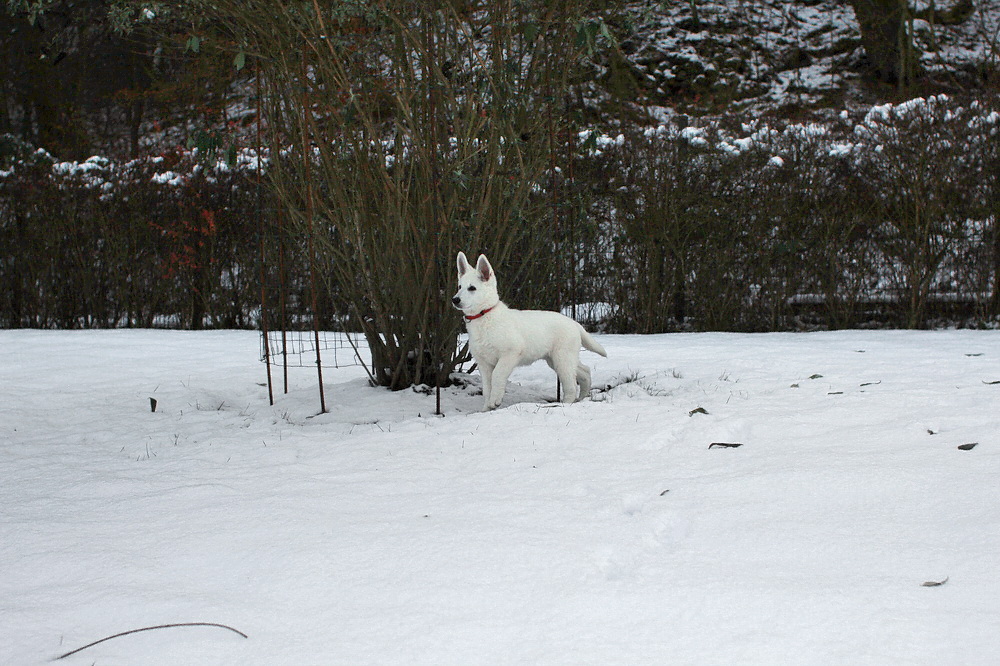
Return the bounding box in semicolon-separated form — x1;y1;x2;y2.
850;95;1000;326
0;138;267;328
580;94;999;331
2;93;998;336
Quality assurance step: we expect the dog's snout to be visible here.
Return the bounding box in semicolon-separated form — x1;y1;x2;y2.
452;295;461;306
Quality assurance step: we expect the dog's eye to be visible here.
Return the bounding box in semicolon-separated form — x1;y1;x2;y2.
468;286;476;292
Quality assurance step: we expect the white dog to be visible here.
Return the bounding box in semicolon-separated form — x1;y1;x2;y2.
452;252;607;410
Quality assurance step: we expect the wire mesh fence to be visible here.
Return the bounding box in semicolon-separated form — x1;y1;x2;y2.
259;329;367;370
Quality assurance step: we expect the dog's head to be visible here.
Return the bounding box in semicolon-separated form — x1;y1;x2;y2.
453;251;499;316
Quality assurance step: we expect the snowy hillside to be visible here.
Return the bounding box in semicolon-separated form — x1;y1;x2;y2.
3;329;999;664
621;0;1000;118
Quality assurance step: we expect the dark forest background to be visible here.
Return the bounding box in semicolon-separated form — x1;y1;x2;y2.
2;0;999;387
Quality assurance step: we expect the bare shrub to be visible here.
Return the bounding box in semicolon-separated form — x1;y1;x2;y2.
853;95;998;327
205;0;613;388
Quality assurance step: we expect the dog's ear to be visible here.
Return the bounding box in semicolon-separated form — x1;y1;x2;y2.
456;251;470;276
476;254;493;283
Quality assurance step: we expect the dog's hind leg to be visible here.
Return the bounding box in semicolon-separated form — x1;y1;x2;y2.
576;363;592;401
551;354;579;403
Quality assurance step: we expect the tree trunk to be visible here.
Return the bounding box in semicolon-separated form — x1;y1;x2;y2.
991;218;1000;317
849;0;916;86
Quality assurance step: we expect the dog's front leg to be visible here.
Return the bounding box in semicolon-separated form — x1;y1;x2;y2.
486;355;517;410
478;360;494;411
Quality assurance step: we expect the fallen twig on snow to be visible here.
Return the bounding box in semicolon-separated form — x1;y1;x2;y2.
54;622;247;660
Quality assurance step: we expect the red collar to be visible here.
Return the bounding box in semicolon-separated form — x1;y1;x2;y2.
465;305;495;321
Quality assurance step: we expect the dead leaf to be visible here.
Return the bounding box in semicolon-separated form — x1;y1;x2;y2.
922;577;949;587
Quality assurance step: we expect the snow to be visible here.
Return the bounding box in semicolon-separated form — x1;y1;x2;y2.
3;328;1000;665
151;171;184;186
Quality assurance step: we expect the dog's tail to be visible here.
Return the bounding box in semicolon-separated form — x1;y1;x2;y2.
579;325;607;357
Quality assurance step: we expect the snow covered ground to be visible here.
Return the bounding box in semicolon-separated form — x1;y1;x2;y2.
2;328;999;665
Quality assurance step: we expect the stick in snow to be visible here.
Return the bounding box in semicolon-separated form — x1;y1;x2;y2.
54;622;248;660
